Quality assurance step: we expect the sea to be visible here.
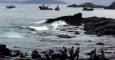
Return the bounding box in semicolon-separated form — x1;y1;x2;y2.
0;3;115;58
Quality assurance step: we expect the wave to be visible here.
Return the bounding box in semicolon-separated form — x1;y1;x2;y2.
27;20;67;31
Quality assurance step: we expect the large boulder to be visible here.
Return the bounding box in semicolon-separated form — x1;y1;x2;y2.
83;17;115;36
0;44;11;57
46;13;82;26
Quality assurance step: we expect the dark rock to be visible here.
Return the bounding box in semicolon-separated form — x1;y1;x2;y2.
67;3;106;8
0;44;6;48
105;1;115;9
96;42;105;45
16;58;31;60
74;43;80;45
75;31;80;34
67;4;78;7
51;54;60;59
0;44;11;57
46;13;82;26
47;13;115;36
69;43;80;45
11;50;22;57
57;35;73;38
83;17;115;36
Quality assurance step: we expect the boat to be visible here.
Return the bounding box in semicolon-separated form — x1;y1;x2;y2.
39;5;53;10
55;6;60;11
82;7;94;11
6;5;16;9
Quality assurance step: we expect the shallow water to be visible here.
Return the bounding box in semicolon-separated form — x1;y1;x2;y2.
0;3;115;58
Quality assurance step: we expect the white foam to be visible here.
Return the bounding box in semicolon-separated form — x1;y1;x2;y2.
28;21;66;31
51;21;67;29
28;26;49;31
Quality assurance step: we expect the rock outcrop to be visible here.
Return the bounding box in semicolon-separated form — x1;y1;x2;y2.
67;3;106;8
0;44;11;57
83;17;115;36
67;4;78;7
105;1;115;9
46;13;82;26
46;13;115;36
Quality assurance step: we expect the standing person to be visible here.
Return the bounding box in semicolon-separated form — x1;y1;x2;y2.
63;47;68;58
69;47;74;60
74;47;80;60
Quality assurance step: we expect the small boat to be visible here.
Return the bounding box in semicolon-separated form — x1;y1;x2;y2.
82;7;94;11
39;5;53;10
6;5;16;9
55;6;60;11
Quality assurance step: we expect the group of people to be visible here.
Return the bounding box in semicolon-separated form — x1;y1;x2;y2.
0;44;110;60
88;49;109;60
31;47;80;60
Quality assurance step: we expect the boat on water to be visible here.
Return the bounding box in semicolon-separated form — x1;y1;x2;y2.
6;5;16;9
39;5;53;10
82;7;94;11
55;6;60;11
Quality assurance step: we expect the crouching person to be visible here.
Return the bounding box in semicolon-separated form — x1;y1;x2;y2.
31;50;41;59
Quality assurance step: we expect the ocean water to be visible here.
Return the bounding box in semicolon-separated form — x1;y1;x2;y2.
0;3;115;58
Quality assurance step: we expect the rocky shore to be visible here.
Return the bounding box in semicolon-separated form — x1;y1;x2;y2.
105;1;115;9
67;3;106;8
46;13;115;36
0;44;110;60
1;14;115;60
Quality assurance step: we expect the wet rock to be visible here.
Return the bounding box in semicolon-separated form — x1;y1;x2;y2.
51;54;60;59
74;43;80;45
0;44;11;57
96;42;105;45
46;13;82;26
46;13;115;36
74;31;80;34
11;50;22;57
83;17;115;36
69;43;80;45
87;40;92;42
16;58;31;60
57;35;73;38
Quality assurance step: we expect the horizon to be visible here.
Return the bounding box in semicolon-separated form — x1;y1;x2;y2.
0;0;114;5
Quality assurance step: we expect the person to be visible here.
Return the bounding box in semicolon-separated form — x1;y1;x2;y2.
31;50;41;59
100;50;105;60
63;47;68;58
90;49;96;60
69;47;74;60
74;47;80;60
49;49;54;56
60;50;66;60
